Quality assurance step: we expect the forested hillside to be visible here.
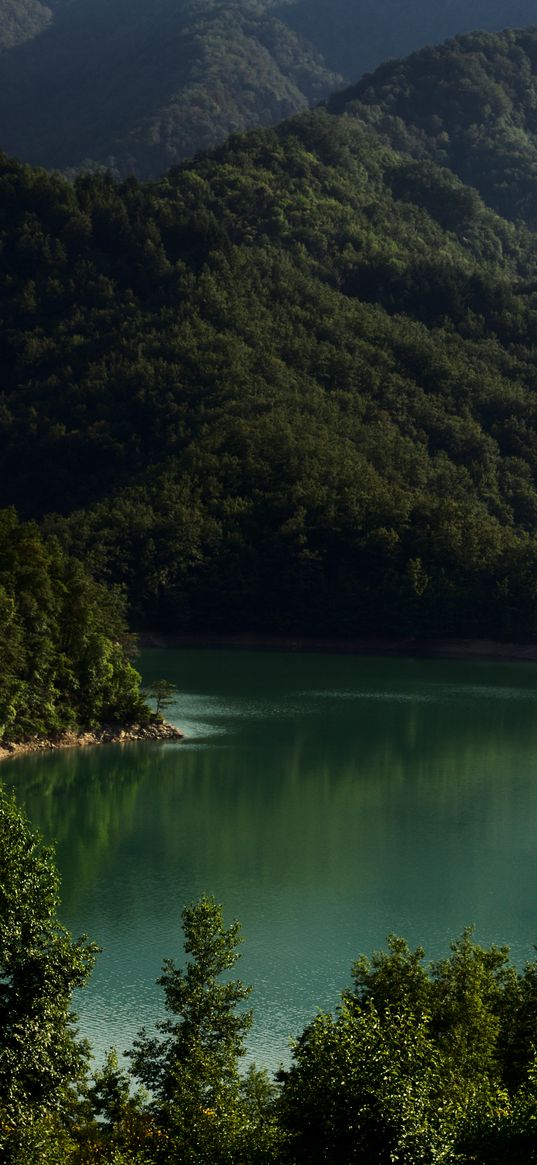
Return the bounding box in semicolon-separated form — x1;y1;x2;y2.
0;0;341;178
328;25;537;226
2;0;537;177
3;28;537;639
0;511;146;743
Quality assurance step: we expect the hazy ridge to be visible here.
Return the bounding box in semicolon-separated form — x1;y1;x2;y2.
1;0;537;176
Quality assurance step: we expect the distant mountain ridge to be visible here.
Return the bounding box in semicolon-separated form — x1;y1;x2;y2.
2;0;537;176
328;25;537;227
4;28;537;637
0;0;341;177
281;0;537;78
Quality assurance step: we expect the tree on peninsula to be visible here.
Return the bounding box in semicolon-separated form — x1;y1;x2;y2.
144;678;177;720
0;508;147;744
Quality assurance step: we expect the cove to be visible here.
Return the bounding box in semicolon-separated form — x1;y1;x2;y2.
5;649;537;1072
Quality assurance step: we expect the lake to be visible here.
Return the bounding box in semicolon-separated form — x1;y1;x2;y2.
5;649;537;1073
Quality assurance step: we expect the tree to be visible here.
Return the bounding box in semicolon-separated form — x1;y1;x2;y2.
278;1002;455;1165
429;928;517;1086
79;1048;151;1164
0;786;97;1162
0;510;147;742
345;933;430;1019
127;896;254;1162
144;678;177;720
279;929;537;1165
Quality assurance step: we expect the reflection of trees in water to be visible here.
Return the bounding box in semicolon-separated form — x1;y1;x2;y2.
6;662;537;922
6;744;153;913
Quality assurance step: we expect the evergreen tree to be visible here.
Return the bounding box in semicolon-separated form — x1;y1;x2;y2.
128;896;279;1163
0;509;147;742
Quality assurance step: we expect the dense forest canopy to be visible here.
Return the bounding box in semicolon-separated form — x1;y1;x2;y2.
2;1;537;176
328;25;537;227
0;509;146;742
3;23;537;1159
5;28;537;638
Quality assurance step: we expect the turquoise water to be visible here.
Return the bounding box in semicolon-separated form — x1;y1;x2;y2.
5;650;537;1072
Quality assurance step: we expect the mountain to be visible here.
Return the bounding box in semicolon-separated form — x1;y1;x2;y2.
3;28;537;638
0;0;342;178
327;25;537;227
2;1;537;177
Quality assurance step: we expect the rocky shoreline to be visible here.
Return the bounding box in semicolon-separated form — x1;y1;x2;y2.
0;720;184;764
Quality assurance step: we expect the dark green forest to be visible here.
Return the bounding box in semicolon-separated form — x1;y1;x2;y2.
4;17;537;1162
2;788;537;1164
4;29;537;639
0;510;146;743
2;0;537;177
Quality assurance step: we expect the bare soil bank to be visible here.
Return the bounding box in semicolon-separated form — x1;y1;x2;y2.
0;720;183;764
138;632;537;662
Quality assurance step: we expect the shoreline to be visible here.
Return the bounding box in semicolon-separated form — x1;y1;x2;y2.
0;720;184;765
137;632;537;662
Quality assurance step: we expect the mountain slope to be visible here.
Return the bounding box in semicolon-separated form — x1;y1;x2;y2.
3;29;537;637
0;0;341;178
2;1;537;177
328;26;537;227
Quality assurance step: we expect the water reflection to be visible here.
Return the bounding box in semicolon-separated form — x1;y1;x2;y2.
5;651;537;1070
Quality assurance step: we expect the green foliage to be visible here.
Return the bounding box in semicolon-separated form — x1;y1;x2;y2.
0;0;341;179
0;508;146;742
279;1004;454;1164
7;31;537;641
285;0;537;82
74;1049;152;1164
128;897;252;1161
331;26;537;229
144;679;176;719
279;928;537;1165
87;1048;136;1128
0;786;97;1162
429;929;516;1085
126;896;283;1163
1;804;537;1165
2;2;537;176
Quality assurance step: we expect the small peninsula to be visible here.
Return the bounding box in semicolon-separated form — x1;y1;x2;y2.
0;718;183;764
0;510;175;755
